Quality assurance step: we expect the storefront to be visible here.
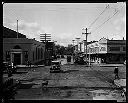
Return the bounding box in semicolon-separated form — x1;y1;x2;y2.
87;38;126;64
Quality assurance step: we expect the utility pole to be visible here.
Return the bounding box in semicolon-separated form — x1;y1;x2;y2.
17;20;18;38
82;28;91;61
40;33;51;65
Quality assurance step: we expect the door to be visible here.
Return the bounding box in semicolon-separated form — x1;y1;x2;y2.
14;53;21;65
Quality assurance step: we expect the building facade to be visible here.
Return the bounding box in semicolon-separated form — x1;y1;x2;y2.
87;37;126;64
3;38;45;65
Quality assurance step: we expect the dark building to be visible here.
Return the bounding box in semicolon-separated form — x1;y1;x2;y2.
3;38;45;65
3;27;45;65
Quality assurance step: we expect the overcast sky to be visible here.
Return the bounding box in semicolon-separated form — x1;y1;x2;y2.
3;3;126;46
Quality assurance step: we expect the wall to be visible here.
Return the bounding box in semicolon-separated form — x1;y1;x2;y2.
3;38;45;65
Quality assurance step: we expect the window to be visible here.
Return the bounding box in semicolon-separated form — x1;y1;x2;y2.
123;47;126;51
109;47;120;51
6;51;10;61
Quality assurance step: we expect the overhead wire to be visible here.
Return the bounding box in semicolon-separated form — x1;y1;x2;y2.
90;5;124;34
88;4;109;28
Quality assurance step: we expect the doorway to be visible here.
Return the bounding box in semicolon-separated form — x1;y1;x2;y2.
14;53;21;65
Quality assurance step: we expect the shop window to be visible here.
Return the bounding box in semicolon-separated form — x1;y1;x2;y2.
109;47;120;51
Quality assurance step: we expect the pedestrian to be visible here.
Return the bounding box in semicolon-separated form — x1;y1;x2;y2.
114;67;119;79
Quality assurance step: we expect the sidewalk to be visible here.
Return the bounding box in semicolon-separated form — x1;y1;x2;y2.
114;79;126;88
92;63;124;67
17;65;45;68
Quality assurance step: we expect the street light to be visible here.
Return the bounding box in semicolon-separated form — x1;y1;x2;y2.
82;28;91;61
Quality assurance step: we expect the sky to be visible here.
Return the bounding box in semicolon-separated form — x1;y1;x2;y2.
3;3;126;46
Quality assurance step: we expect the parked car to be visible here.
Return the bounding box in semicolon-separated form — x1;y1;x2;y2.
50;61;61;73
74;56;89;65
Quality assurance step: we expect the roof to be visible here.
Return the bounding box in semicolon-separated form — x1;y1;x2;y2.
3;26;26;38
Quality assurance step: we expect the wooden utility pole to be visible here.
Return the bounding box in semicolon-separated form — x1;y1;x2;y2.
40;33;51;65
82;28;91;61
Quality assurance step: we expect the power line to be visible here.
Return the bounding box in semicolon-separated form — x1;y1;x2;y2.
88;4;109;28
91;5;124;34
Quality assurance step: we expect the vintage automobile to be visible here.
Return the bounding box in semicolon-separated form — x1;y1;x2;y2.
74;56;89;65
50;61;61;73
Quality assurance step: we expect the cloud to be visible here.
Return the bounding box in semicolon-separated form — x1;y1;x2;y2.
112;14;126;37
56;33;74;39
52;32;74;46
11;20;39;31
10;20;54;41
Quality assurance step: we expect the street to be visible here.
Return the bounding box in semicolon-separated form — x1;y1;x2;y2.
3;3;126;102
5;58;126;101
